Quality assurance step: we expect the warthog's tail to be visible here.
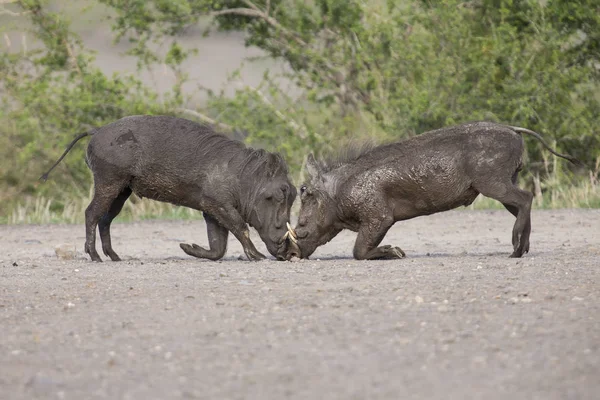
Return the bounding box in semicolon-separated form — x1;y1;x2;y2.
508;126;583;166
39;131;92;182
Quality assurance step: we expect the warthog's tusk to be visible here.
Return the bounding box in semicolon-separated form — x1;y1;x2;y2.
283;231;298;244
284;223;298;244
286;222;297;239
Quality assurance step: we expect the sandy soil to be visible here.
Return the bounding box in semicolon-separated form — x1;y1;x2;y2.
1;209;599;400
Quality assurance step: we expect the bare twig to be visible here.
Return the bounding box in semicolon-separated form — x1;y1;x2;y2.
63;39;82;75
0;8;21;15
210;4;351;98
0;0;29;16
175;108;233;131
210;4;366;112
246;85;309;140
0;7;29;16
211;7;307;47
242;0;261;12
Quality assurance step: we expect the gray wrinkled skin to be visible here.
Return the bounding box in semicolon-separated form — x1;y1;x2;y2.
289;122;579;260
42;115;296;262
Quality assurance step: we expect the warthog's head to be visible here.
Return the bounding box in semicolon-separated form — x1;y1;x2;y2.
248;176;298;260
285;154;341;259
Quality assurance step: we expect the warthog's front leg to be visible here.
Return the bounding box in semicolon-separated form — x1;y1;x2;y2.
207;205;266;261
180;213;229;261
353;216;405;260
236;230;266;261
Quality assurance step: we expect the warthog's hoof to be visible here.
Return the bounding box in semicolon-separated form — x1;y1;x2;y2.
381;245;405;259
245;249;266;261
180;243;227;261
362;245;406;260
390;246;406;258
180;243;194;256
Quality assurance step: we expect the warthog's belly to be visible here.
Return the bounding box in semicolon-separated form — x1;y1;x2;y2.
426;187;480;212
391;184;480;220
130;173;199;207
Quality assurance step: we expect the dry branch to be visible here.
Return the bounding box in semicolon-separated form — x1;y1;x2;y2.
175;108;233;131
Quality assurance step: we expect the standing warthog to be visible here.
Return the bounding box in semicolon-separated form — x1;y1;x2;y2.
284;122;581;260
41;115;297;261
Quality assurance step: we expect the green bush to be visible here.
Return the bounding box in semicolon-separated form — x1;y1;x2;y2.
1;0;599;221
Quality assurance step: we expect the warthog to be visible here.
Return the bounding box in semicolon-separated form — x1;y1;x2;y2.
284;122;580;260
41;115;297;261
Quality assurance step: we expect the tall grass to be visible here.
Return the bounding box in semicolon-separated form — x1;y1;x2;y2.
469;178;600;210
4;190;202;224
470;157;600;210
2;159;598;224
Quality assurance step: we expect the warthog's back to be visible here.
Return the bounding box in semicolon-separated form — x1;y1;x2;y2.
87;115;242;177
290;121;575;260
86;115;248;205
338;122;524;219
352;122;522;168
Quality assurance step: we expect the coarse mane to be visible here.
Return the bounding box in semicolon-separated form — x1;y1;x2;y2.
319;141;379;173
187;121;289;221
237;148;289;221
238;147;289;179
187;120;288;180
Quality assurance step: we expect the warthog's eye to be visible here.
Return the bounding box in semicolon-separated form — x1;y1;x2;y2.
266;187;286;202
300;185;307;194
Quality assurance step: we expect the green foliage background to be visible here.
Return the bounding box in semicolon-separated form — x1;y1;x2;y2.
1;0;599;220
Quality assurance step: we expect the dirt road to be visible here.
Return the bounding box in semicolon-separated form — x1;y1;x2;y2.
1;209;599;400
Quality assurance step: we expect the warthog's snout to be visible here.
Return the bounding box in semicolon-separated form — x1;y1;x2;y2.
283;242;301;260
282;223;301;260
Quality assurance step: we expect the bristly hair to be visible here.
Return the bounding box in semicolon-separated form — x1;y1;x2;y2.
183;121;289;221
318;140;378;173
182;119;288;180
238;148;288;179
236;148;289;223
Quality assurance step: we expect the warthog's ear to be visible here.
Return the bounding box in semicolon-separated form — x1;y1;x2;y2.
305;153;323;184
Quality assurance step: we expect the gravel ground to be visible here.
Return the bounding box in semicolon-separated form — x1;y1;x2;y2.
1;209;599;400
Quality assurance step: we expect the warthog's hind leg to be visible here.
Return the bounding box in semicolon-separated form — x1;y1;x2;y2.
502;203;531;255
353;216;405;260
180;213;229;261
85;178;129;262
475;179;533;258
99;187;132;261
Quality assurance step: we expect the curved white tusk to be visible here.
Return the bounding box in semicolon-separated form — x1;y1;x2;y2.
282;230;297;244
286;222;297;239
283;223;298;244
287;233;298;244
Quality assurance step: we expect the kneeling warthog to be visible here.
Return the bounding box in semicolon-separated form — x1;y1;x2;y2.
41;115;296;261
284;122;580;260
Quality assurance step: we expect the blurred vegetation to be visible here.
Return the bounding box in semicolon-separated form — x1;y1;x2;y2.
1;0;599;223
